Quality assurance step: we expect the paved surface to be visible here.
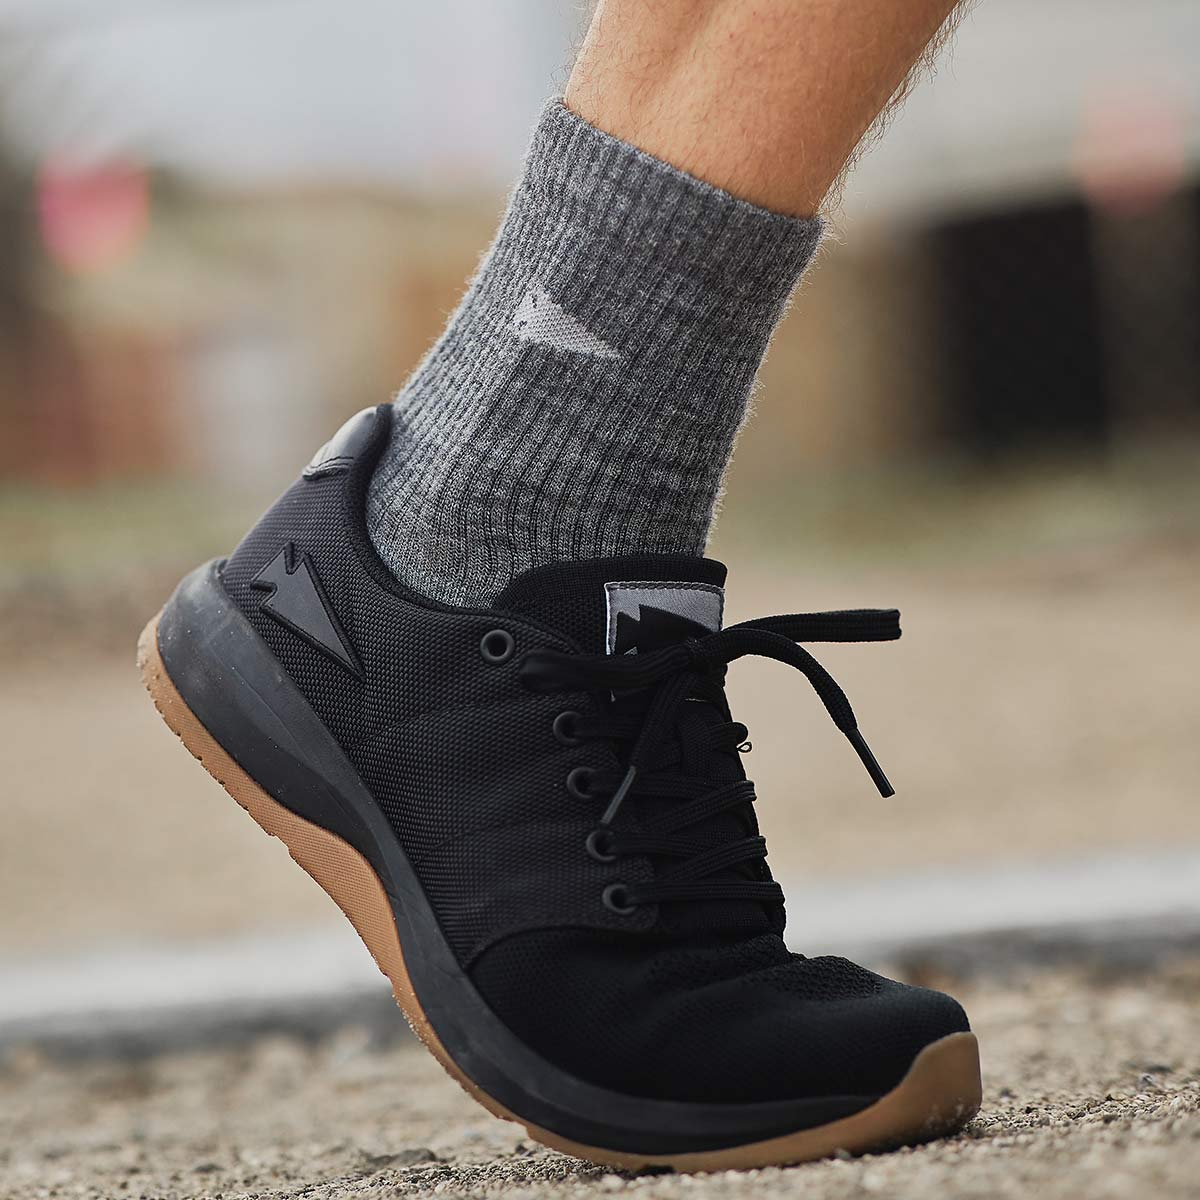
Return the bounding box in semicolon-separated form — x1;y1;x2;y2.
3;963;1199;1200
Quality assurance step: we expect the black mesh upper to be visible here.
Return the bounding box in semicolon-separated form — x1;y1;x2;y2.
218;406;970;1104
472;931;967;1102
222;468;659;965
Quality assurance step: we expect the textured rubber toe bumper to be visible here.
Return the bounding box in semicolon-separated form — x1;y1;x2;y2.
143;559;982;1169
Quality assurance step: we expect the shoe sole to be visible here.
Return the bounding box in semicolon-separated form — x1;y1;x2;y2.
138;604;981;1172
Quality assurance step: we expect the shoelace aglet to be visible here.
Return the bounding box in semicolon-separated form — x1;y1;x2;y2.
845;727;894;798
599;764;639;826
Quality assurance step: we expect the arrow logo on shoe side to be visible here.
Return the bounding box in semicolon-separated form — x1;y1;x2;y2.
250;544;363;679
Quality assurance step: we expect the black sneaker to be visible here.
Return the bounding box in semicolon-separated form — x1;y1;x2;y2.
138;405;980;1170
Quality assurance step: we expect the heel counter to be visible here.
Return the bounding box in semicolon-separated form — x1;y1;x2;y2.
221;405;392;620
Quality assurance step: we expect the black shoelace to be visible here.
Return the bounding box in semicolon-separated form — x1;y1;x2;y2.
519;608;901;912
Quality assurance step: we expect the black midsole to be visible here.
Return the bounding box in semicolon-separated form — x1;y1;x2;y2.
157;560;881;1156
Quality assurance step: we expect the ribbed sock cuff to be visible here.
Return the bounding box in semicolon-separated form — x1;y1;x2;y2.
368;100;824;605
523;100;823;310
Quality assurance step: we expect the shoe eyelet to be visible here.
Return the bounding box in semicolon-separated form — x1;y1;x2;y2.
602;883;637;916
479;629;515;664
585;829;617;863
553;710;582;746
566;766;595;800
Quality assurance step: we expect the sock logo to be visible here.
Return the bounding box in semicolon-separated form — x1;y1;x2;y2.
605;581;724;656
251;544;363;678
513;285;621;360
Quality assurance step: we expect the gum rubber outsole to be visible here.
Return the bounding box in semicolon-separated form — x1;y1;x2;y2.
137;610;983;1172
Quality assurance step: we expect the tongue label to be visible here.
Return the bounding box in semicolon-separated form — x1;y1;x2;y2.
604;581;724;656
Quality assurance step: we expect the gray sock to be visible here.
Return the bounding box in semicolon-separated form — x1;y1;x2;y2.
367;101;822;606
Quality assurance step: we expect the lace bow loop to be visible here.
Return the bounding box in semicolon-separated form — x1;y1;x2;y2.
516;605;902;914
518;606;900;801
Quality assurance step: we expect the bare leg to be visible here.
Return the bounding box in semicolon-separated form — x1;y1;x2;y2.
567;0;964;216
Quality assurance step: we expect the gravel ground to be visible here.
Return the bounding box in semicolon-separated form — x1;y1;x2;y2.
3;962;1198;1200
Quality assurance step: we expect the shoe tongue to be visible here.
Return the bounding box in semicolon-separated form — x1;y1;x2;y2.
498;555;773;939
494;554;727;653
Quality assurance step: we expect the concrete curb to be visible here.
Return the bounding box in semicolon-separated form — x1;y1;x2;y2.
7;848;1199;1061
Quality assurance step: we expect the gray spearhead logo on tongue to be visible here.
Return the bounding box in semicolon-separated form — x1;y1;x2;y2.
604;581;724;655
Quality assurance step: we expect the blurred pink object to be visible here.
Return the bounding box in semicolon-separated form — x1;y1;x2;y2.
1076;82;1188;216
36;158;149;273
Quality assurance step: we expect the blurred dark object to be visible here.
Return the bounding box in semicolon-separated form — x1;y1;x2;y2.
932;198;1111;453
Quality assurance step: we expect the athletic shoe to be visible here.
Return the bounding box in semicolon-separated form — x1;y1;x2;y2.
138;405;981;1170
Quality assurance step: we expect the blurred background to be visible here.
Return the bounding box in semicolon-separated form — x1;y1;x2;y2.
2;0;1199;1014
